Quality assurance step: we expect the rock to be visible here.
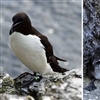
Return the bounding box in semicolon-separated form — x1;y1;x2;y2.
83;0;100;99
0;94;34;100
83;0;100;76
0;68;82;100
83;77;100;100
0;72;17;94
14;69;82;100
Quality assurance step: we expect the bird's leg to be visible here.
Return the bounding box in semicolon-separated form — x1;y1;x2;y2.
33;72;37;76
33;72;43;81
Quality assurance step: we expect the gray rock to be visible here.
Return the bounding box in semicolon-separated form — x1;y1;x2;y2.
0;73;17;94
83;0;100;76
83;77;100;100
83;0;100;99
0;69;82;100
0;94;34;100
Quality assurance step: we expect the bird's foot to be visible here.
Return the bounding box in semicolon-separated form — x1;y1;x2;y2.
33;72;43;81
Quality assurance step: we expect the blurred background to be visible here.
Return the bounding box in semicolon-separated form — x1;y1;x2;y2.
0;0;82;78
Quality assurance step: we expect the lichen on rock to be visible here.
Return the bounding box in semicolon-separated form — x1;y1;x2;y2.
0;72;16;94
0;68;82;100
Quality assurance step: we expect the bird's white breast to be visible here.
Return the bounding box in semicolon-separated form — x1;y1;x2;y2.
10;32;53;75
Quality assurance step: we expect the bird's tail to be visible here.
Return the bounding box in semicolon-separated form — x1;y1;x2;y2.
55;56;67;62
49;56;69;73
50;63;69;73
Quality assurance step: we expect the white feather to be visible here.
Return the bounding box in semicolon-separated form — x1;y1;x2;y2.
10;32;54;75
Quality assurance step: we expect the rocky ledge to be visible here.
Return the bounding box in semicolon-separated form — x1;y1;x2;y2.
0;69;82;100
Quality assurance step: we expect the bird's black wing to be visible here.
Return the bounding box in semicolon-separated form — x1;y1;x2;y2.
31;27;68;72
38;34;68;72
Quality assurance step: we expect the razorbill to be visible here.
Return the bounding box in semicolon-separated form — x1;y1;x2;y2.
9;12;68;75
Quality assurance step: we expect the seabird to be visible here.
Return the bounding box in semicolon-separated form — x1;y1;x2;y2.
9;12;68;75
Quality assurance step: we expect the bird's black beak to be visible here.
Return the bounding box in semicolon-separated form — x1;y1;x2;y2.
9;21;22;35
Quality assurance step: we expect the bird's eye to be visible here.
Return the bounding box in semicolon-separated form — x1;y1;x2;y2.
12;16;23;24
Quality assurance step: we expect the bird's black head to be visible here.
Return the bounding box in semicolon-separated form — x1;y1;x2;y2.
10;12;32;35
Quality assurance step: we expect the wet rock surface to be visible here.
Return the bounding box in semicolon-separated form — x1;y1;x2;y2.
83;0;100;99
83;0;100;76
84;77;100;100
0;69;82;100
